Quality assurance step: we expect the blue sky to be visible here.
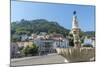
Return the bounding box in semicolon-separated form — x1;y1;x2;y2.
11;1;95;31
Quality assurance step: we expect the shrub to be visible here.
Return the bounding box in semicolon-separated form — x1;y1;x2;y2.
22;43;38;56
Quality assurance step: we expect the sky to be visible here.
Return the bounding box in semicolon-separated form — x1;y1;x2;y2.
11;1;95;31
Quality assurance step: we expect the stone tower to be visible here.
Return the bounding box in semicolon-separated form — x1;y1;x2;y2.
71;11;81;47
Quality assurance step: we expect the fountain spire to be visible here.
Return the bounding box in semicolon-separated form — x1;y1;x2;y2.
72;11;79;29
71;11;81;47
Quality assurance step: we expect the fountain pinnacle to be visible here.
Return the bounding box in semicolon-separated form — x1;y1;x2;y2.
71;11;81;47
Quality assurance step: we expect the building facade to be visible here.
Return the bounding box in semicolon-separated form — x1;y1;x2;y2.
33;33;69;55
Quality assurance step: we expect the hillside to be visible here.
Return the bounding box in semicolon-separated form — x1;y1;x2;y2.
11;19;70;37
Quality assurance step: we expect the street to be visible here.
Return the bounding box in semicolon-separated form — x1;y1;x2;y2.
11;53;66;66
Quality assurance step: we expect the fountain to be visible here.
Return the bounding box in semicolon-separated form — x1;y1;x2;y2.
56;47;95;62
56;11;95;62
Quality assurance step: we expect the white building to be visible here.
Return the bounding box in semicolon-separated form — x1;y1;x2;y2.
34;38;54;55
84;37;92;45
31;33;37;40
83;36;95;47
21;34;28;41
33;33;69;55
49;33;69;48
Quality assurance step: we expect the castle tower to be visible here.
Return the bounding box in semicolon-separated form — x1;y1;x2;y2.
71;11;81;47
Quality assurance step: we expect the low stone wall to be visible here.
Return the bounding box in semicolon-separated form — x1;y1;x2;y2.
56;47;95;62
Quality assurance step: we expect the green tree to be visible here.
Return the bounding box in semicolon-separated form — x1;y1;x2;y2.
23;45;29;56
23;43;38;56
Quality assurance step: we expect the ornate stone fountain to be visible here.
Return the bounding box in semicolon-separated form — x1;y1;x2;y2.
56;47;95;62
56;11;95;62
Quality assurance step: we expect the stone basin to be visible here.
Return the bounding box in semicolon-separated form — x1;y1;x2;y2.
56;47;95;62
